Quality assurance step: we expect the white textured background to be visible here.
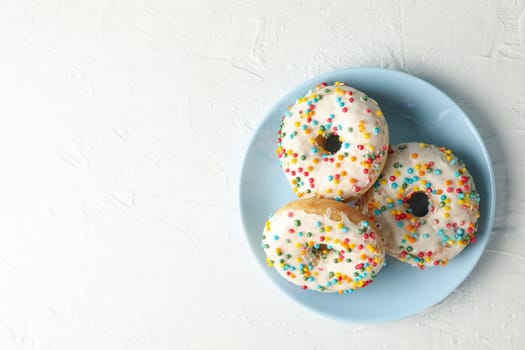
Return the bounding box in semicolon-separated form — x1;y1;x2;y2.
0;0;523;349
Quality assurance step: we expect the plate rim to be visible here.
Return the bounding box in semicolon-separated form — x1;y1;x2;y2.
238;67;496;324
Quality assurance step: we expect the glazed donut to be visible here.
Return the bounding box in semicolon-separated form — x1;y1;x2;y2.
261;198;385;293
360;142;481;269
276;82;389;201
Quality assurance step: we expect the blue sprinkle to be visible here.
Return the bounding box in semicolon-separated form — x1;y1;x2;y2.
373;127;380;134
336;97;341;102
328;175;333;181
397;222;403;227
339;102;345;107
440;195;446;200
289;134;294;139
434;169;442;175
391;183;398;189
456;228;465;235
342;227;348;233
301;125;307;130
312;120;318;125
451;159;457;165
423;233;430;239
312;147;318;153
285;111;292;117
273;235;279;240
407;168;414;174
343;142;350;149
387;203;394;208
458;193;465;199
437;229;444;236
374;209;381;216
397;199;403;205
454;171;460;177
330;114;335;118
362;221;369;227
315;221;321;227
308;277;314;282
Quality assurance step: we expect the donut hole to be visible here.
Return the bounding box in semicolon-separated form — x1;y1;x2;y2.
311;244;333;260
315;133;342;154
407;191;430;217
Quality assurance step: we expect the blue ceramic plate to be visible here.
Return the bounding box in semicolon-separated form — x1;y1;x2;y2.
239;68;495;323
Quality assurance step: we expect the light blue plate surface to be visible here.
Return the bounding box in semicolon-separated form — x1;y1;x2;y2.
239;68;495;323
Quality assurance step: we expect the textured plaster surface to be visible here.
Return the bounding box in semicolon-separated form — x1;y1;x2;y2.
0;0;524;349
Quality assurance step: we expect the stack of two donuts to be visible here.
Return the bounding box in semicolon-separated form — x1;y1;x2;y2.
262;82;481;294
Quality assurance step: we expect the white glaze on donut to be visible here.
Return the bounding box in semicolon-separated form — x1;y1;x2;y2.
276;82;389;201
262;203;385;293
361;142;480;268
